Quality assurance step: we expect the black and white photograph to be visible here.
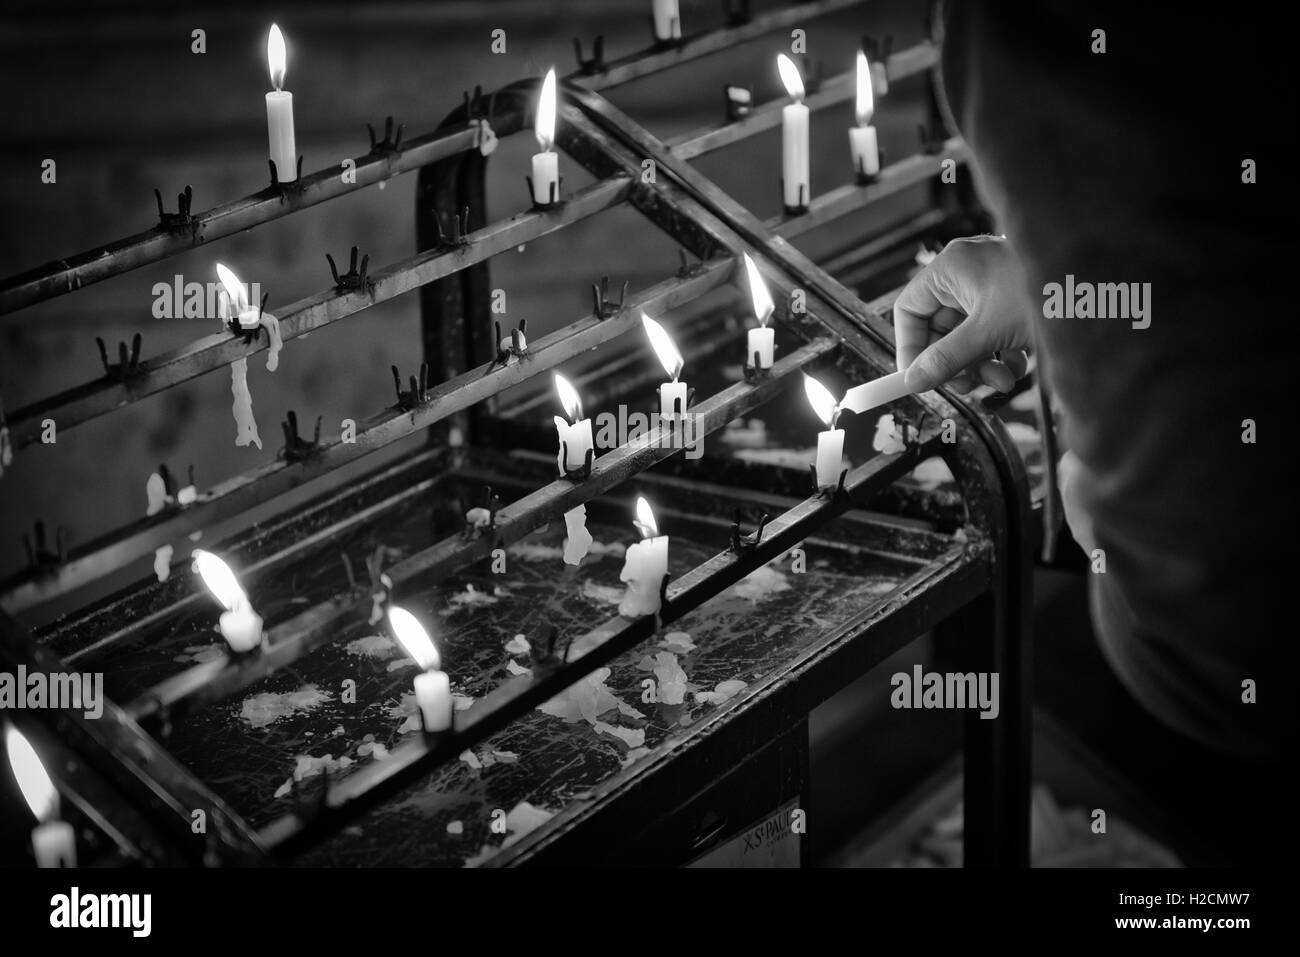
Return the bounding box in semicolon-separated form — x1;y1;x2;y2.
0;0;1290;935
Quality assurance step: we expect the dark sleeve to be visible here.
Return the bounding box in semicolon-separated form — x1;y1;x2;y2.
940;1;1295;759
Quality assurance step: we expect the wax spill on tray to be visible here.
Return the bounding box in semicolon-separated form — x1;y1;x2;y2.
240;685;331;728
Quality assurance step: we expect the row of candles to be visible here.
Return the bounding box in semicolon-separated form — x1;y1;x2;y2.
5;17;899;868
255;23;883;210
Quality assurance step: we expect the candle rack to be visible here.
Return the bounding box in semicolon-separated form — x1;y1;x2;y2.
0;0;1033;869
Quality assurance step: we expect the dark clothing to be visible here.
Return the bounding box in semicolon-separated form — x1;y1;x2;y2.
939;3;1294;764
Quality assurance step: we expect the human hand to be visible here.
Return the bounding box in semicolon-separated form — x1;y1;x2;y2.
893;235;1034;394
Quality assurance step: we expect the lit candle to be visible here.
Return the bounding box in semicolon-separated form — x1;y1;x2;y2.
777;54;810;211
216;263;260;331
265;24;297;183
839;370;912;414
553;373;594;475
652;0;681;42
742;252;775;370
804;374;844;489
5;727;75;868
849;51;880;179
619;497;669;618
531;68;560;206
388;606;452;733
192;549;264;653
641;313;687;419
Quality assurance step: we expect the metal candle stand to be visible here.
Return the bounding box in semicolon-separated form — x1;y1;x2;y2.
0;0;1032;869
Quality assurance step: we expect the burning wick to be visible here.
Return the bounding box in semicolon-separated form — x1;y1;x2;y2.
742;252;775;370
553;373;594;475
803;371;916;488
777;54;810;211
388;606;452;733
849;50;880;179
192;549;264;653
216;263;260;331
265;24;297;183
531;68;560;206
5;727;75;868
641;313;688;419
618;497;669;618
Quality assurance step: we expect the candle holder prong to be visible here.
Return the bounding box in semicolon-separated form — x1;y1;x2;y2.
591;275;629;319
432;206;472;252
268;156;306;195
560;444;596;482
723;84;753;121
526;175;564;212
95;332;144;381
918;121;947;155
780;179;810;217
573;35;606;75
392;362;431;410
676;248;706;279
225;293;269;344
657;572;672;615
153;185;196;232
279;409;323;464
366;115;404;156
799;54;824;95
860;33;895;64
23;519;67;570
327;245;374;295
729;509;769;554
743;350;772;383
854;151;883;186
723;0;751;27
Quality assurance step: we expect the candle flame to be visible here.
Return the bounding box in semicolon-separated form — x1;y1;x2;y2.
216;263;249;315
803;373;839;428
554;373;583;423
5;726;57;822
535;68;557;152
634;496;659;539
641;313;684;380
742;253;774;328
855;50;874;126
192;549;248;613
268;24;287;91
388;605;440;671
777;54;805;103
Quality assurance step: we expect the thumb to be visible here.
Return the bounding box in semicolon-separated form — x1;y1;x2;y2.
903;311;994;392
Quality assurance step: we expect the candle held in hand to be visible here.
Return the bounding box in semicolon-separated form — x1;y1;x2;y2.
619;497;669;618
777;55;810;211
641;313;687;418
265;24;297;183
6;727;76;868
553;373;594;475
531;68;560;206
388;606;452;733
192;549;264;653
742;252;775;369
849;51;880;178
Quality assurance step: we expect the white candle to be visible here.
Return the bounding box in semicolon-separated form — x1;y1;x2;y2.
778;55;810;210
742;252;775;369
652;0;681;41
642;312;687;419
192;549;264;653
804;374;845;489
850;51;880;178
619;498;669;617
554;374;594;474
266;24;297;183
216;263;259;330
6;727;76;868
389;606;453;733
839;370;912;414
531;69;560;206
